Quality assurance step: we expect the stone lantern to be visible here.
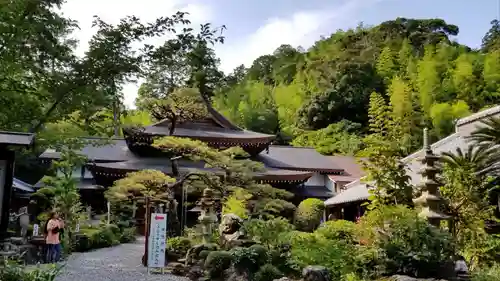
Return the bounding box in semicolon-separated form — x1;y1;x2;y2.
197;188;217;244
413;128;450;226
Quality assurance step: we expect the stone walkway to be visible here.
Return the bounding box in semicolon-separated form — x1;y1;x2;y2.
56;237;188;281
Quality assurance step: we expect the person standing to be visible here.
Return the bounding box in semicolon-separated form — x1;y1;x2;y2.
45;212;64;263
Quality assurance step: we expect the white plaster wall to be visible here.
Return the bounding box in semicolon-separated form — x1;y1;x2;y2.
326;177;335;192
306;173;326;186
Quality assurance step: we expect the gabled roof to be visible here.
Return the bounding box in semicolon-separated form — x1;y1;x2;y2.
324;179;371;206
328;155;365;182
257;146;344;173
39;138;136;162
0;131;34;147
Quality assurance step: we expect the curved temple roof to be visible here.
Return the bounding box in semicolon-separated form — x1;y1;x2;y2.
123;99;276;156
86;159;314;184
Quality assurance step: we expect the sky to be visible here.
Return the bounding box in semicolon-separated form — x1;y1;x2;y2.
59;0;500;108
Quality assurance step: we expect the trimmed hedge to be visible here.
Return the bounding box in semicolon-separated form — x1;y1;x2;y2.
75;225;136;252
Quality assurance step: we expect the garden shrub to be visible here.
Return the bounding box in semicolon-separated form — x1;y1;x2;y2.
167;236;193;256
471;264;500;281
106;224;120;236
198;250;211;261
294;198;325;232
245;217;295;248
249;244;269;265
119;227;137;243
315;219;357;243
269;242;301;277
289;232;354;280
74;225;121;252
0;260;60;281
204;251;233;278
357;205;455;278
230;247;261;274
254;264;284;281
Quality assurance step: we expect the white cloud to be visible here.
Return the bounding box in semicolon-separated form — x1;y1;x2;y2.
216;0;383;74
61;0;382;108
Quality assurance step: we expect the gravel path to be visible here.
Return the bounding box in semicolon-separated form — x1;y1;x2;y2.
56;237;188;281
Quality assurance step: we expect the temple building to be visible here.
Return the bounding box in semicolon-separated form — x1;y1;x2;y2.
324;105;500;221
37;101;354;214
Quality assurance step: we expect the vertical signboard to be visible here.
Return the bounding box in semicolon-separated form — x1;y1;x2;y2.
147;213;167;268
0;160;7;225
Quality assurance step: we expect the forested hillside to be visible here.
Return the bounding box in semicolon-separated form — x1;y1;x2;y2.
209;18;500;156
1;0;500;163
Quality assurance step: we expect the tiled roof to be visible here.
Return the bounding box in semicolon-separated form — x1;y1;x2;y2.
257;146;344;173
144;126;275;141
0;131;34;146
86;159;314;182
39;138;137;162
328;155;365;182
12;178;34;192
324;180;371;206
456;105;500;127
403;133;469;185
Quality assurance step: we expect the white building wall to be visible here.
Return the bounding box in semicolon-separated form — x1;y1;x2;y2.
326;177;335;192
305;173;326;186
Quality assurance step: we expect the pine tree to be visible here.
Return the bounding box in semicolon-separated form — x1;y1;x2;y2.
368;92;390;137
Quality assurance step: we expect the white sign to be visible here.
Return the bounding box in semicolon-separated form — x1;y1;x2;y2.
75;223;80;233
33;224;40;236
147;213;167;268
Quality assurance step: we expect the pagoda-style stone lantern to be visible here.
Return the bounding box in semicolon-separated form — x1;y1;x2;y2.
197;188;217;244
413;128;450;226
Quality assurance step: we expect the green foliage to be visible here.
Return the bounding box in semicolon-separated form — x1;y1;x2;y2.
472;264;500;281
357;205;455;278
204;251;233;278
254;264;284;281
294;198;325;232
153;136;295;218
222;188;252;219
315;220;357;243
230;247;262;273
244;217;295;249
0;260;60;281
291;120;365;155
289;232;355;280
119;227;137;243
430;100;471;138
167;237;193;256
75;224;126;252
249;244;269;263
105;170;176;202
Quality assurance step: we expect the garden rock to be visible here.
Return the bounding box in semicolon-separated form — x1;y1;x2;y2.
302;266;331;281
170;262;186;276
186;265;203;281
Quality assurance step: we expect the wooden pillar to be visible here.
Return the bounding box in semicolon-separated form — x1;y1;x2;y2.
0;148;14;241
